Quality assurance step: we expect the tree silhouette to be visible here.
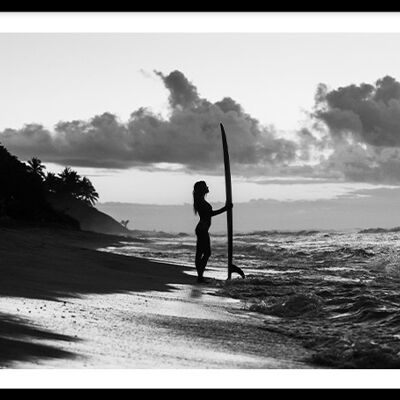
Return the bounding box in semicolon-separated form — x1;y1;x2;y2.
77;176;99;206
0;144;77;227
58;167;81;196
44;172;61;194
55;167;99;207
0;143;99;227
27;157;46;181
0;145;44;218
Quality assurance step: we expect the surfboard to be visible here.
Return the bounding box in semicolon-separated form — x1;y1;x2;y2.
220;123;245;280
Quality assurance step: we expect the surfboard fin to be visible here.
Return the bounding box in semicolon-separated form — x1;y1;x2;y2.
228;264;245;280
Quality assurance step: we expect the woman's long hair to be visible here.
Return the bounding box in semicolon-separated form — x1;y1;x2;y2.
193;181;207;215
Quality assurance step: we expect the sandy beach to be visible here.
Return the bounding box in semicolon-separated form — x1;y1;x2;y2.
0;226;313;369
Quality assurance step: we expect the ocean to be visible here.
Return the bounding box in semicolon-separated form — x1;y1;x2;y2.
103;228;400;368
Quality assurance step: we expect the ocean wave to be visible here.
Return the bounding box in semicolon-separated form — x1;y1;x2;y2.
337;247;375;258
243;230;322;237
359;226;400;234
309;339;400;368
216;269;400;368
329;295;399;324
249;293;324;318
113;229;400;368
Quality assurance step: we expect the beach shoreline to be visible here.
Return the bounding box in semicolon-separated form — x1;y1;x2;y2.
0;225;313;369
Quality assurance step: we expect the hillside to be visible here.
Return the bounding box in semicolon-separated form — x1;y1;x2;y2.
0;144;78;229
47;194;129;236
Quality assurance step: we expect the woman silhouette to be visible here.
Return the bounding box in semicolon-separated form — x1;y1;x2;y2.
193;181;232;283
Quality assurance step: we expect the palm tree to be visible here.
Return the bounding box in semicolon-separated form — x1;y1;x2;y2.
58;167;81;196
53;167;99;206
27;157;46;181
77;176;99;206
44;172;61;193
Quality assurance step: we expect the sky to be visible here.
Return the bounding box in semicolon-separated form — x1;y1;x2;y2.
3;24;400;230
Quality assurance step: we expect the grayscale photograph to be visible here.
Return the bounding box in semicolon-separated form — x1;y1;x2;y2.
1;12;400;388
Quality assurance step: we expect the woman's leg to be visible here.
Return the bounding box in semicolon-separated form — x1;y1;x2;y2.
195;227;205;278
195;230;210;280
199;233;211;276
195;240;204;278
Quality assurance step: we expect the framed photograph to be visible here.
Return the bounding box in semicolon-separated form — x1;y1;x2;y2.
1;11;400;389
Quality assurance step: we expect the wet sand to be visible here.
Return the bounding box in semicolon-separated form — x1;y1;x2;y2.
0;226;312;368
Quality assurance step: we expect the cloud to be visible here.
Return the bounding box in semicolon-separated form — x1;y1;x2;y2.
154;70;200;109
5;71;400;186
311;76;400;184
314;76;400;147
0;70;298;173
316;143;400;184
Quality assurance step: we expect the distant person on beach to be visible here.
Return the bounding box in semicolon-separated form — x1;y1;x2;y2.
193;181;232;283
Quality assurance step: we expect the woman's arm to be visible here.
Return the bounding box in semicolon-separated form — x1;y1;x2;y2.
211;203;233;217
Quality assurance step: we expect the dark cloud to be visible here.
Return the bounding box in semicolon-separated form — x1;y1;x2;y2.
0;70;298;173
154;70;201;109
5;70;400;185
310;76;400;184
314;76;400;147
